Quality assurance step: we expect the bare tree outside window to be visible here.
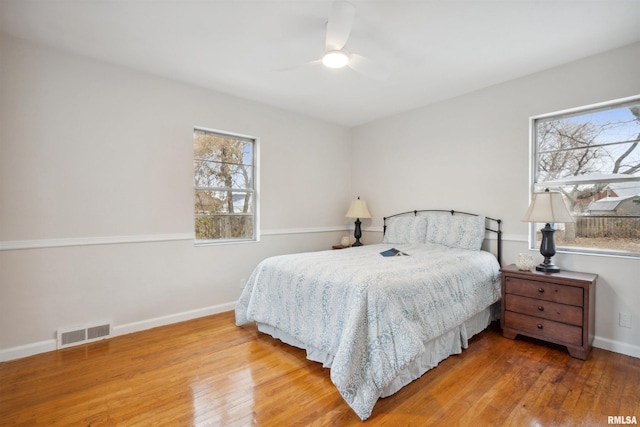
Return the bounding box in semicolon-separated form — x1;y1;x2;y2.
193;129;257;243
532;97;640;256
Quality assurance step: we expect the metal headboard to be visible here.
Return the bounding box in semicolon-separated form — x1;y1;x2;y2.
383;209;503;266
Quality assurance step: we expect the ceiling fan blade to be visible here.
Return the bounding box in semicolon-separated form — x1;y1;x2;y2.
348;53;389;81
325;1;355;51
274;59;322;72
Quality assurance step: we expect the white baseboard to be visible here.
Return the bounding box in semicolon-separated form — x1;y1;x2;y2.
113;302;235;336
0;339;58;363
0;302;236;362
593;336;640;359
3;307;638;362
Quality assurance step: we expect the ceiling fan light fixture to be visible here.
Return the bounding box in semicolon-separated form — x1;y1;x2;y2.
322;50;349;68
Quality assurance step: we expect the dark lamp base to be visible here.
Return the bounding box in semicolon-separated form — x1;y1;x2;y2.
536;262;560;273
537;223;561;273
352;218;363;247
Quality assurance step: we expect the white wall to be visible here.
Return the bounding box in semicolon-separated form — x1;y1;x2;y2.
352;42;640;358
2;33;638;362
0;34;352;360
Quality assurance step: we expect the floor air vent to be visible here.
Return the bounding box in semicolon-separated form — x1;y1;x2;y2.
57;322;112;349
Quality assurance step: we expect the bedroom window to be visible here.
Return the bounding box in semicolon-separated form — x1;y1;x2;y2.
193;128;258;244
530;95;640;257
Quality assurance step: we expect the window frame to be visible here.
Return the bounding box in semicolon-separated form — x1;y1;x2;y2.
193;127;260;246
528;95;640;259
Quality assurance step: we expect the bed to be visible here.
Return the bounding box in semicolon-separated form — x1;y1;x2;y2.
235;210;503;420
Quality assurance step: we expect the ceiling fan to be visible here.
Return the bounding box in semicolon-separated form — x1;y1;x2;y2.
321;0;388;80
282;1;389;80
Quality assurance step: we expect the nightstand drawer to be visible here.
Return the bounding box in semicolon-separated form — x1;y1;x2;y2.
504;294;583;326
504;277;583;306
504;311;583;346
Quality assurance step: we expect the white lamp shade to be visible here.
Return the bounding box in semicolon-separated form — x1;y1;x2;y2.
345;198;371;219
522;190;575;223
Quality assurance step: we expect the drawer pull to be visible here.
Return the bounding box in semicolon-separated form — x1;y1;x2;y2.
538;306;544;311
538;288;545;293
537;324;543;329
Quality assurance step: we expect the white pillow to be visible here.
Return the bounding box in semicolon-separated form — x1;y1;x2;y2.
383;216;429;244
425;214;485;250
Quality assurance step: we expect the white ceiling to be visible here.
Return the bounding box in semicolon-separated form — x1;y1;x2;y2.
1;0;639;127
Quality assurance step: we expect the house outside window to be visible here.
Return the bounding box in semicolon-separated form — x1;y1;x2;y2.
193;128;258;244
530;96;640;257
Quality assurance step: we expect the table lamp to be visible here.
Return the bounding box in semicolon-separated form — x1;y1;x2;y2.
345;197;371;247
522;188;575;272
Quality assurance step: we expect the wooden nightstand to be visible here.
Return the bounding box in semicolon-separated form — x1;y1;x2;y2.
500;264;597;360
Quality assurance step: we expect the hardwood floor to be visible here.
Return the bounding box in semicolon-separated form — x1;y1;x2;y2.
1;311;638;426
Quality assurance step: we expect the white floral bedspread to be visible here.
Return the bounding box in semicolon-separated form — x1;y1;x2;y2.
235;243;501;420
